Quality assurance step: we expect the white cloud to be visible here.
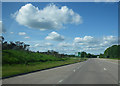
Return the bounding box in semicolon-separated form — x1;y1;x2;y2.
74;36;94;43
45;43;53;46
13;3;82;30
24;36;30;39
18;32;26;35
34;42;53;47
29;35;117;55
45;31;64;41
103;35;116;41
73;35;117;54
74;35;117;46
34;44;41;47
58;42;71;47
100;35;117;47
10;32;14;34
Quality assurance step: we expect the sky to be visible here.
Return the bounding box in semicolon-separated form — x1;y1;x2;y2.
1;2;118;55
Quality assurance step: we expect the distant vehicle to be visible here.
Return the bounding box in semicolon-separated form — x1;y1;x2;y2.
97;56;99;58
75;52;81;57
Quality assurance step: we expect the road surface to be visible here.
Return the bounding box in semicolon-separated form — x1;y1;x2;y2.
2;58;118;84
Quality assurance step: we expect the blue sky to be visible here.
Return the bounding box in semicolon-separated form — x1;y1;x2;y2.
2;2;118;54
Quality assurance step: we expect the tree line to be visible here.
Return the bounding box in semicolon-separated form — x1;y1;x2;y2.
1;36;76;65
78;51;98;58
1;36;74;57
99;45;120;58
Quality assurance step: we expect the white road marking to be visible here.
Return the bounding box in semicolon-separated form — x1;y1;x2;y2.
76;60;87;71
58;80;63;83
104;68;107;70
119;81;120;84
73;69;76;72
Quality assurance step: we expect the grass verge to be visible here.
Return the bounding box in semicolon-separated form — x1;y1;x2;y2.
99;58;120;60
2;58;87;78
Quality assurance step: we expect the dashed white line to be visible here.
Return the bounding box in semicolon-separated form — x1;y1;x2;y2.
104;68;107;70
58;80;63;83
73;69;76;72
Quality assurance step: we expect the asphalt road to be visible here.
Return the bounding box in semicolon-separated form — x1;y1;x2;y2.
2;58;118;84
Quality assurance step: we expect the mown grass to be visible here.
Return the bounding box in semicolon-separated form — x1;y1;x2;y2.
2;58;87;78
100;58;120;60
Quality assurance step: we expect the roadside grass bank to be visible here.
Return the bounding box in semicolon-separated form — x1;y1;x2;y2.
99;58;120;60
2;58;87;78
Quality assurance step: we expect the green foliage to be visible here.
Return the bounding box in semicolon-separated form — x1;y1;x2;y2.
104;45;120;58
2;41;30;50
99;53;104;58
2;50;69;65
77;51;97;58
86;53;92;58
81;51;87;58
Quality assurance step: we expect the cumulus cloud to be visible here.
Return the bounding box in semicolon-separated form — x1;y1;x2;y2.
57;48;76;54
74;36;96;44
45;43;53;46
34;42;53;47
10;32;14;34
24;36;30;39
13;3;82;30
103;35;117;42
34;44;41;47
29;35;117;55
45;31;64;41
73;35;117;54
74;35;117;46
18;32;26;35
100;35;117;47
58;42;71;47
